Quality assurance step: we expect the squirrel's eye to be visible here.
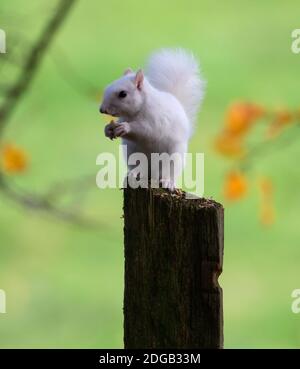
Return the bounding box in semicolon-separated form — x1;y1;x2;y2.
118;90;127;98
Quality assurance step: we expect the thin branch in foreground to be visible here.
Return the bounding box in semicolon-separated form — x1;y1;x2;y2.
44;174;96;201
0;174;101;228
0;0;77;135
0;0;102;227
240;123;300;171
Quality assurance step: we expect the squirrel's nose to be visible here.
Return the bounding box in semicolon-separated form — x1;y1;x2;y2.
99;105;106;114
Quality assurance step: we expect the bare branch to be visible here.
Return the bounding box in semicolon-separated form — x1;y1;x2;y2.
0;0;102;227
0;0;77;135
240;122;300;171
44;174;96;202
0;174;101;228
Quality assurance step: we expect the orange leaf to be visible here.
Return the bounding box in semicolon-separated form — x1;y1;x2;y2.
259;178;275;225
1;144;28;174
225;102;264;136
260;204;275;226
214;134;245;158
224;171;247;201
266;110;294;139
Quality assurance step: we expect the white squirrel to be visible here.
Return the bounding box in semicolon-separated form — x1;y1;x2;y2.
100;48;205;190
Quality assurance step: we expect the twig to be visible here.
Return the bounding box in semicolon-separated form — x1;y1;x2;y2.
0;174;100;228
0;0;101;227
44;174;96;201
240;122;300;171
0;0;77;135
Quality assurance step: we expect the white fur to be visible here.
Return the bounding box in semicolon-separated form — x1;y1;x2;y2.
146;48;205;134
100;48;205;189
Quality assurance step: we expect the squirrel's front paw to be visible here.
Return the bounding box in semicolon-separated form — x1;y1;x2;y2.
104;120;116;140
113;122;130;138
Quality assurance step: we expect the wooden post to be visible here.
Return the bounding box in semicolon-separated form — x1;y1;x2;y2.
123;187;224;349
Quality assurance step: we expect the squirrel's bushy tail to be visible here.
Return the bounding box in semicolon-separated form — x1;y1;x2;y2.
146;48;205;127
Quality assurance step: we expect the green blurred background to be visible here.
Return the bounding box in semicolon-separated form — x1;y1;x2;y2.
0;0;299;348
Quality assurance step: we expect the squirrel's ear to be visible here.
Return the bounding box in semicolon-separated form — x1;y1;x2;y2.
123;68;133;76
135;69;144;90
